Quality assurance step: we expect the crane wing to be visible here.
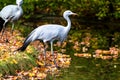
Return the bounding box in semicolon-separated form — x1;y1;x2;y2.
37;24;65;42
0;5;18;20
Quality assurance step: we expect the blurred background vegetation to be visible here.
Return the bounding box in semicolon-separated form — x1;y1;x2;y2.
1;0;120;22
0;0;120;48
0;0;120;32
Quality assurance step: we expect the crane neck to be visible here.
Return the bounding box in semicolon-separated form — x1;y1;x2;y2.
16;0;23;7
65;16;71;33
17;4;22;7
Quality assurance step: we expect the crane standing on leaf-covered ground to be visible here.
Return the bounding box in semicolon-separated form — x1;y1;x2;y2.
17;10;77;67
0;0;23;42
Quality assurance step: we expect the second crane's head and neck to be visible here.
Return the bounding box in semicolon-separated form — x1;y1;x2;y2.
63;10;77;33
16;0;23;6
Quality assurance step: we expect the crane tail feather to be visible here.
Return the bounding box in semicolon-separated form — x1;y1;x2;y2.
17;36;32;51
17;28;37;51
17;42;30;51
0;17;5;32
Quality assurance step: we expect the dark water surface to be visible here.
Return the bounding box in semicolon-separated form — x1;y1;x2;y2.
25;17;120;80
44;27;120;80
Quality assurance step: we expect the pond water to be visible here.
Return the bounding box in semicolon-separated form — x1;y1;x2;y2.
24;18;120;80
44;29;120;80
59;43;119;79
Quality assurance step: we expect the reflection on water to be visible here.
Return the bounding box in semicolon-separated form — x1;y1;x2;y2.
45;28;120;80
27;17;120;80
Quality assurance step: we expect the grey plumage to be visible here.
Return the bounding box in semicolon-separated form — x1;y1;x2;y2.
0;0;23;37
17;10;77;66
18;24;67;51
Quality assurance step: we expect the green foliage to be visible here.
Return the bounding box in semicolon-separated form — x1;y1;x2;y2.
1;0;120;20
15;24;34;37
0;51;37;75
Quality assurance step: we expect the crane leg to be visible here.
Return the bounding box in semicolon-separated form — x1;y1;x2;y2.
11;23;14;35
58;42;63;54
1;22;8;42
1;23;6;38
50;41;57;67
43;42;48;66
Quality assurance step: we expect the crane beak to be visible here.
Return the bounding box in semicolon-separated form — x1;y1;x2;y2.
72;13;78;16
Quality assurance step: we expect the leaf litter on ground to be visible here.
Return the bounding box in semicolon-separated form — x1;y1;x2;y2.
0;28;71;79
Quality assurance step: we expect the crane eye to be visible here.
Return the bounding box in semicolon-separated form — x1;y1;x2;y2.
68;11;71;13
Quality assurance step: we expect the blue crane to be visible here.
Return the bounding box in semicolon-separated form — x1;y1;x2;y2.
0;0;23;41
17;10;77;66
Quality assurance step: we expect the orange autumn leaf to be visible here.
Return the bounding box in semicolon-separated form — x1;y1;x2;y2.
37;60;45;66
29;72;35;77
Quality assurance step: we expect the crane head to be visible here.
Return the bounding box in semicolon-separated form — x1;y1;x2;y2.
16;0;23;6
63;10;77;18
